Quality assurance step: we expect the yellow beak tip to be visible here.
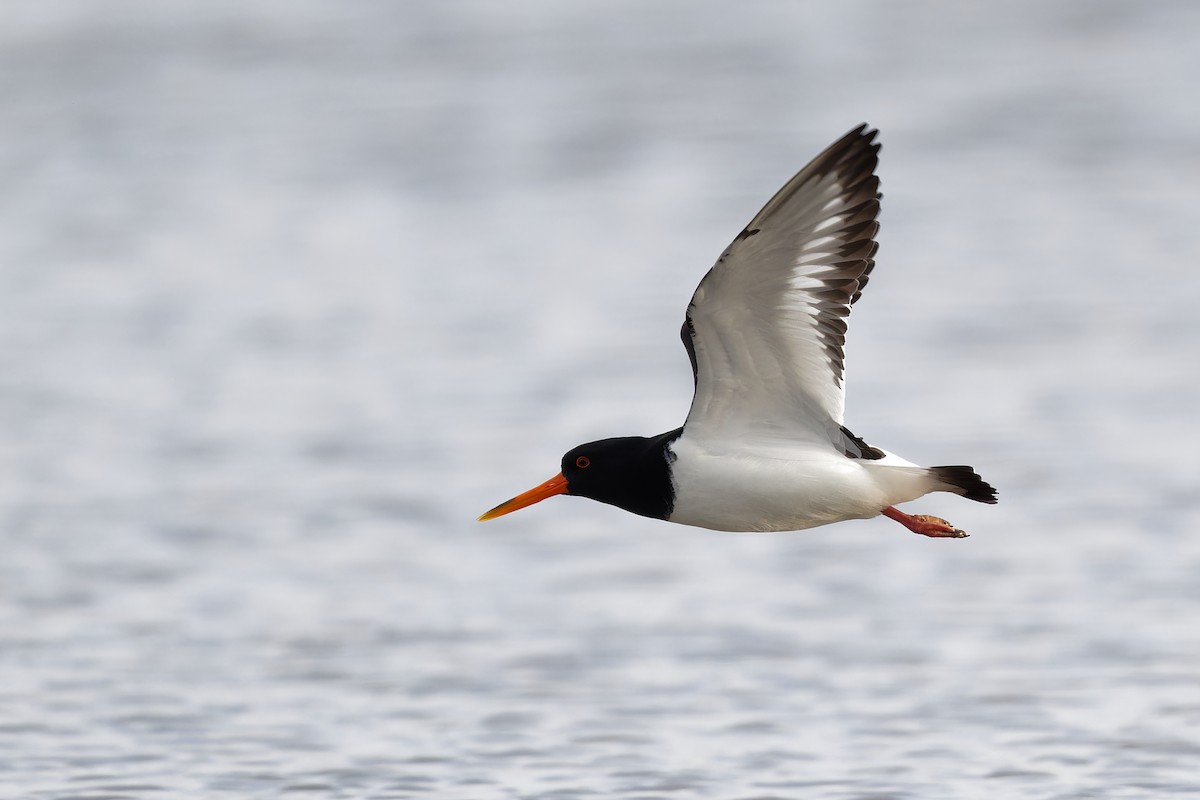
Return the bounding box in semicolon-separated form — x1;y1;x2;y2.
477;472;569;523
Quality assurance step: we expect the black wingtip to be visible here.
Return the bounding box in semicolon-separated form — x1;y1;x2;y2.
845;123;880;153
930;465;999;504
845;122;877;141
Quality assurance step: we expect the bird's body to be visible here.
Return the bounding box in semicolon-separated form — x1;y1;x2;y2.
480;125;997;536
667;435;934;533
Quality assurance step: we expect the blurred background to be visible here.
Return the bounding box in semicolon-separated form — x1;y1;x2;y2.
2;1;1199;797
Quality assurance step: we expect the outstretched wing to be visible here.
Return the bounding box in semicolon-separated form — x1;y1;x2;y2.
681;124;882;452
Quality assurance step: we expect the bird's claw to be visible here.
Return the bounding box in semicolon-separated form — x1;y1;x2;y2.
911;514;969;538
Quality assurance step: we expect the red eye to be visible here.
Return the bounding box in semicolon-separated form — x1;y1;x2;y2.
575;456;590;468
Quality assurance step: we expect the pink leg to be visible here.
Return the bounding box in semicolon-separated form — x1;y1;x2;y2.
882;506;968;538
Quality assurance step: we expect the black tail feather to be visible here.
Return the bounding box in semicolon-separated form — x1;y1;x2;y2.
930;465;998;504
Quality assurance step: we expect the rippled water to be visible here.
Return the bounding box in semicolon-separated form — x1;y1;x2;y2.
3;2;1200;798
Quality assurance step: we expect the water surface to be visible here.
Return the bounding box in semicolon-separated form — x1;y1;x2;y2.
2;2;1199;798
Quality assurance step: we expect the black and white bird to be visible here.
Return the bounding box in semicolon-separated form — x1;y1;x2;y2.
479;125;996;537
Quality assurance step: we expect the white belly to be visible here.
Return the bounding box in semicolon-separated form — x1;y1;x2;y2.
666;435;934;532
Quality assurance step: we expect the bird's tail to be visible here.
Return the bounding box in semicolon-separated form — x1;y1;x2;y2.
929;465;998;504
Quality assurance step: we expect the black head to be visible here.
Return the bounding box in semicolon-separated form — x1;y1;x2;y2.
560;434;677;519
479;428;681;522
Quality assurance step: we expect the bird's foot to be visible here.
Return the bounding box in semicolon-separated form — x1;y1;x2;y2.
882;506;969;538
910;514;969;538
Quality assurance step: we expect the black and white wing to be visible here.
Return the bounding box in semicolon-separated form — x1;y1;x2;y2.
680;125;882;453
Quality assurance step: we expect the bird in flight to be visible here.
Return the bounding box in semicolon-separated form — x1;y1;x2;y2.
479;125;996;536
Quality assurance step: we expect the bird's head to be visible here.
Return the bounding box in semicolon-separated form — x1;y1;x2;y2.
477;435;676;522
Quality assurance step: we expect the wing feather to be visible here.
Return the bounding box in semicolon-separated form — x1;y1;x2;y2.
681;125;882;451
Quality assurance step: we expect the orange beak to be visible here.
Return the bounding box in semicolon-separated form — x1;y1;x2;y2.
477;472;570;521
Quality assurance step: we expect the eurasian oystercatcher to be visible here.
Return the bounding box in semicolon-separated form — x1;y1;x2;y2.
479;125;996;536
